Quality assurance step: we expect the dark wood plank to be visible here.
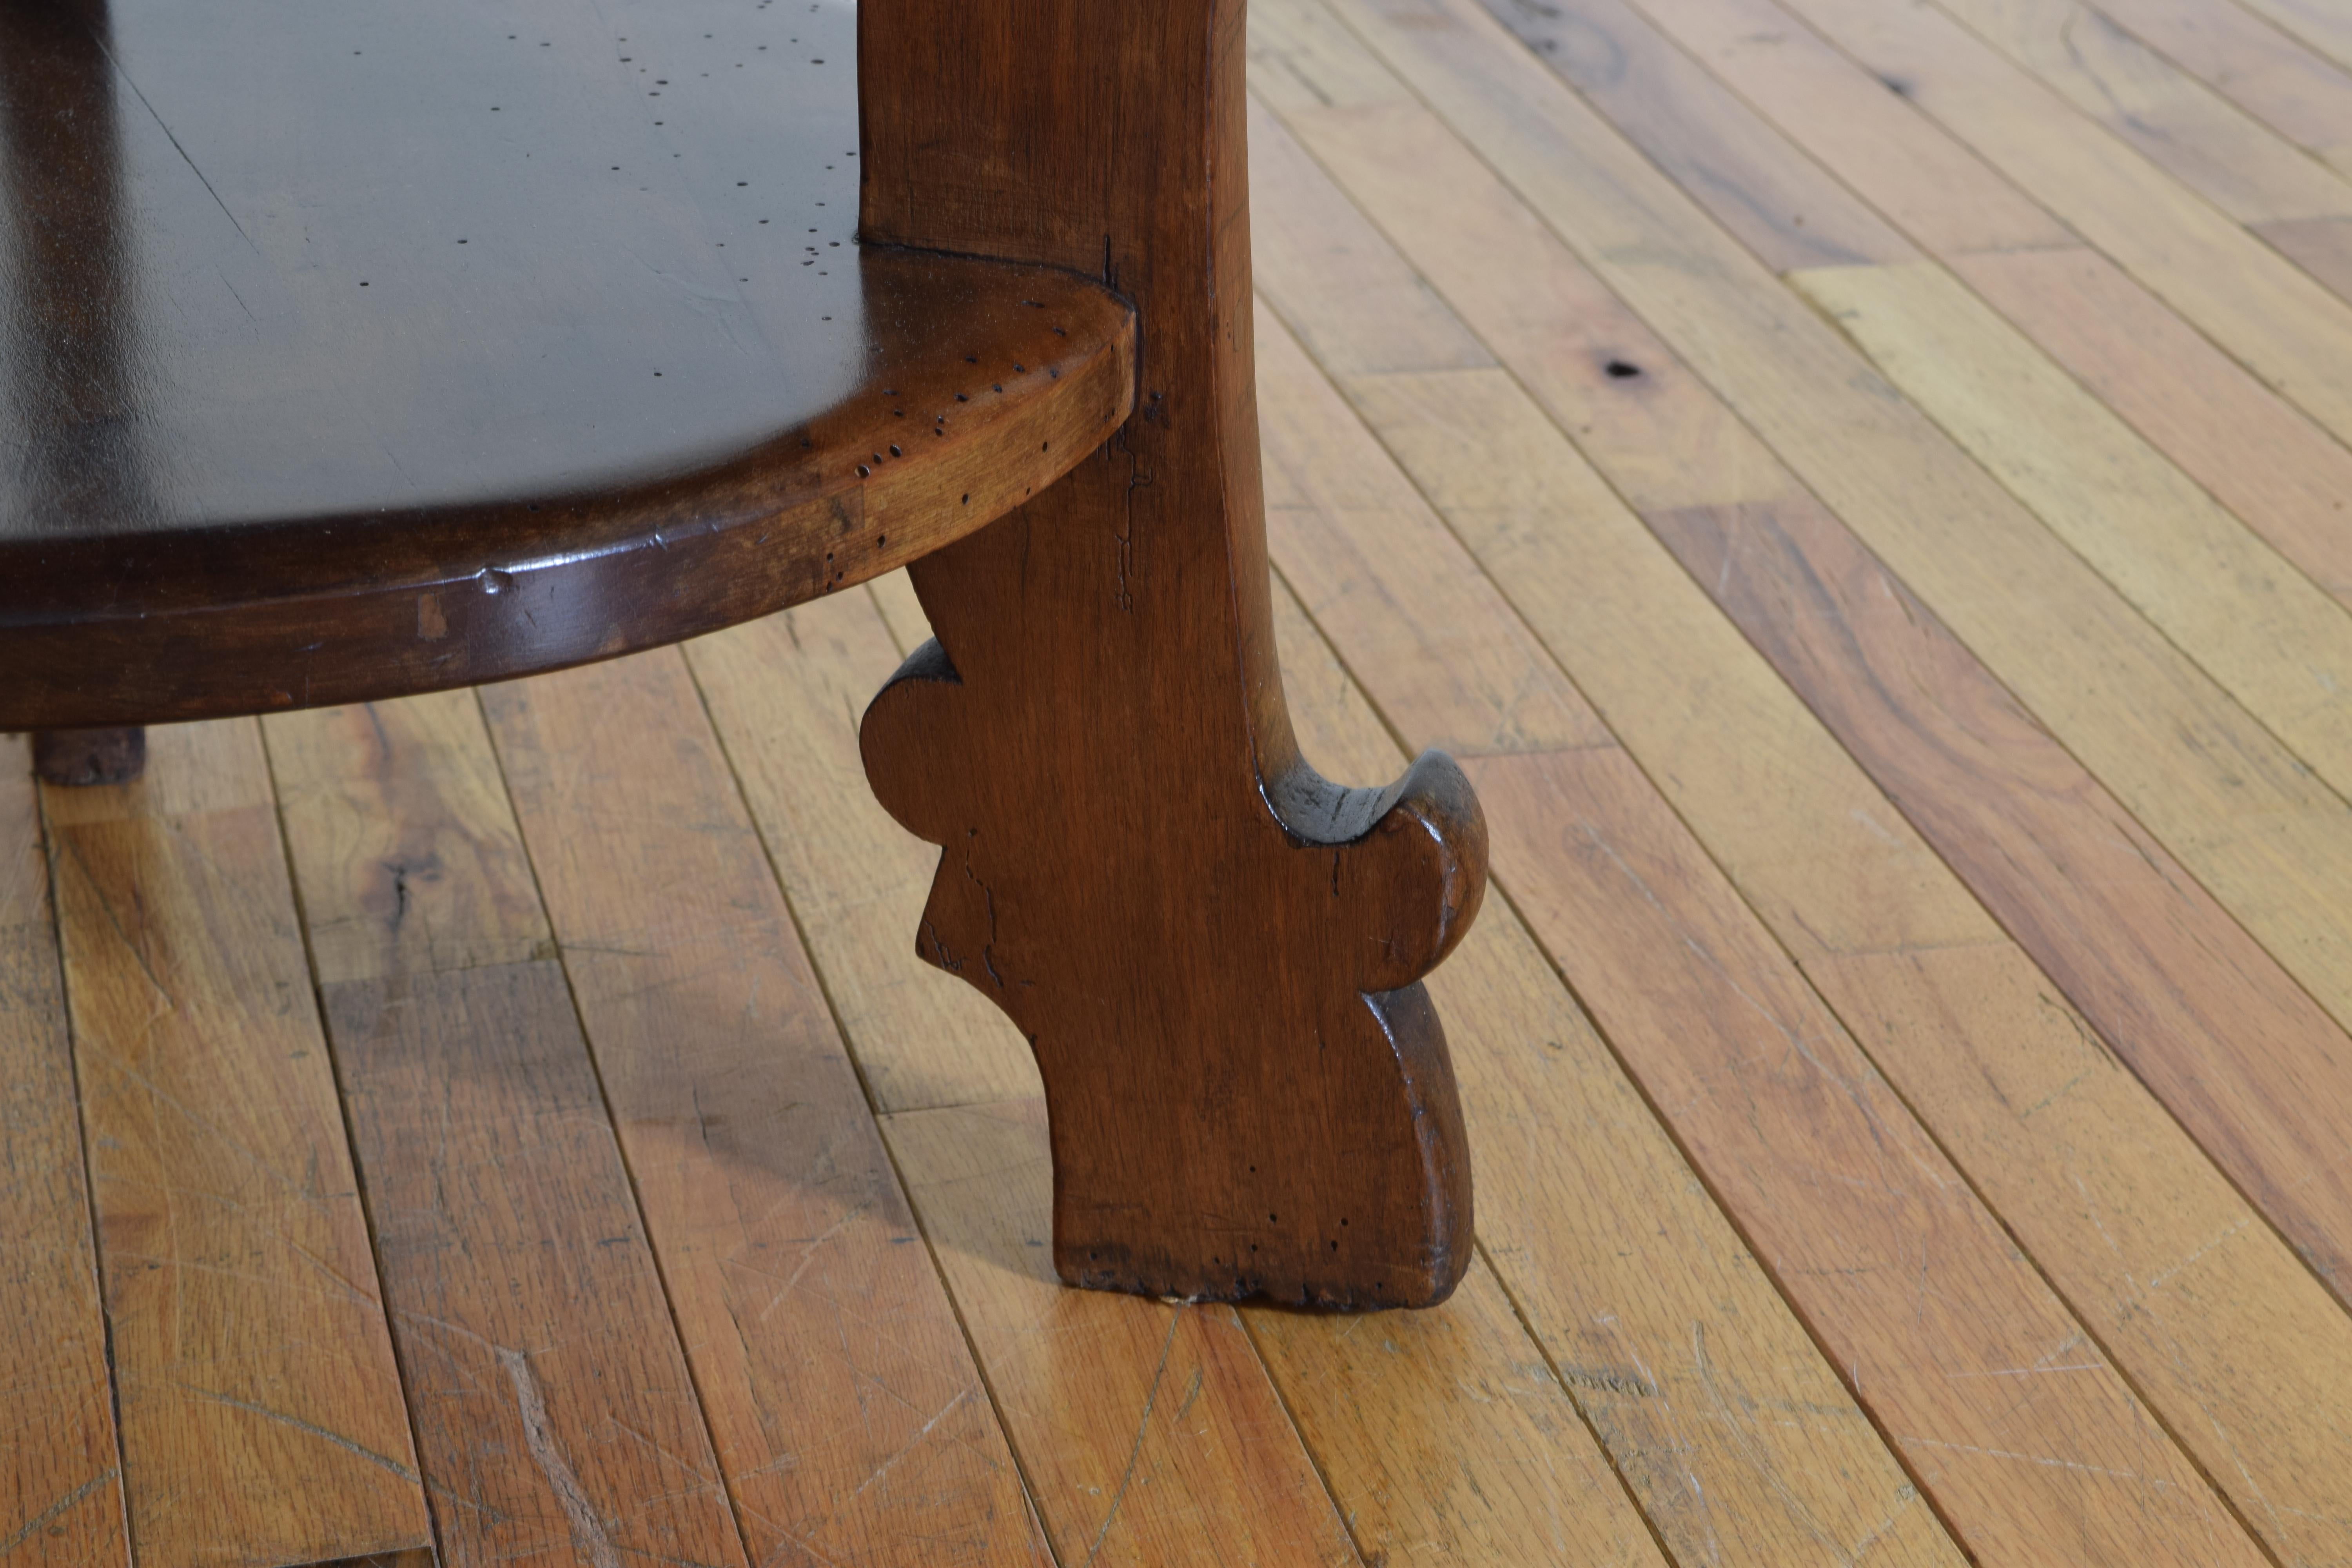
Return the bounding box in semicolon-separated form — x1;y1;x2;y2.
0;0;1134;730
477;654;1053;1568
0;736;126;1568
41;720;432;1568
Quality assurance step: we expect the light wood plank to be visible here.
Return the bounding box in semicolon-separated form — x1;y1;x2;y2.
1494;0;2077;258
1931;0;2352;223
1252;281;1995;960
1645;486;2352;1307
735;566;1949;1564
1791;258;2352;794
1759;0;2352;436
881;1100;1359;1568
325;960;750;1568
476;657;1054;1568
1470;747;2260;1566
2254;212;2352;302
43;720;431;1568
1599;0;2352;599
1952;244;2352;603
1248;56;2352;1560
1315;0;2352;1085
1475;0;1920;269
267;691;554;987
1267;583;1959;1568
1810;939;2352;1568
2230;0;2352;78
0;738;126;1568
1239;1265;1665;1568
1485;0;2352;624
1252;7;2352;1319
272;692;768;1568
685;603;1041;1114
2076;0;2352;176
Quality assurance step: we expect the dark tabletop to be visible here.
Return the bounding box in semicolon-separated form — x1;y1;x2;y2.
1;0;870;538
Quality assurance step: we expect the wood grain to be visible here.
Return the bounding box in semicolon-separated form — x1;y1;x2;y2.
1808;940;2352;1568
1931;0;2352;223
1477;0;1919;270
1317;0;2352;1066
1791;258;2352;794
883;1100;1360;1567
699;583;1386;1563
0;0;1138;731
1247;41;2352;1555
1241;1266;1665;1568
1643;490;2352;1306
1596;0;2352;606
1951;244;2352;603
2254;213;2352;303
42;719;431;1568
856;0;1486;1308
2229;0;2352;78
1281;339;2352;1558
1470;747;2260;1566
2073;0;2352;176
1264;580;1962;1567
325;962;750;1568
270;691;769;1568
1759;0;2352;441
480;653;1052;1568
0;735;125;1568
685;597;1042;1114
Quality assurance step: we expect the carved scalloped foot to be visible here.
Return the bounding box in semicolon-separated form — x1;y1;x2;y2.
861;466;1486;1309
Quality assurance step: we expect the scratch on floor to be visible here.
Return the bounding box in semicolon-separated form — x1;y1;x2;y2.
498;1346;622;1568
174;1383;418;1482
1896;1434;2165;1490
0;1468;117;1557
849;1388;971;1500
1083;1308;1185;1567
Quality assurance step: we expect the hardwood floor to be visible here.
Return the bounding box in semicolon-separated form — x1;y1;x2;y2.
11;0;2352;1559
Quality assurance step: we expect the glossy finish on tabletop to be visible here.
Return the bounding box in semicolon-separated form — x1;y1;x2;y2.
0;0;1134;724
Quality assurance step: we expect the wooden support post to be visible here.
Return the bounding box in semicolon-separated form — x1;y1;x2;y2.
32;727;145;786
855;0;1486;1306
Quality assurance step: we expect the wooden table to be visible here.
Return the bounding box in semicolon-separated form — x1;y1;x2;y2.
0;0;1485;1326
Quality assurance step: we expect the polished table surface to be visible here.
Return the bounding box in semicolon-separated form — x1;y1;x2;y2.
0;0;1134;725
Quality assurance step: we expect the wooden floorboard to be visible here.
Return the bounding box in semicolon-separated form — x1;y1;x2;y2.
16;0;2352;1559
268;694;753;1568
0;737;126;1568
42;721;432;1568
1935;0;2352;225
1247;10;2352;1558
479;657;1052;1568
2073;0;2352;178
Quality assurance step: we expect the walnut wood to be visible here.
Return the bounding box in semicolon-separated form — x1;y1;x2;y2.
856;0;1486;1306
0;0;1133;728
29;731;144;788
